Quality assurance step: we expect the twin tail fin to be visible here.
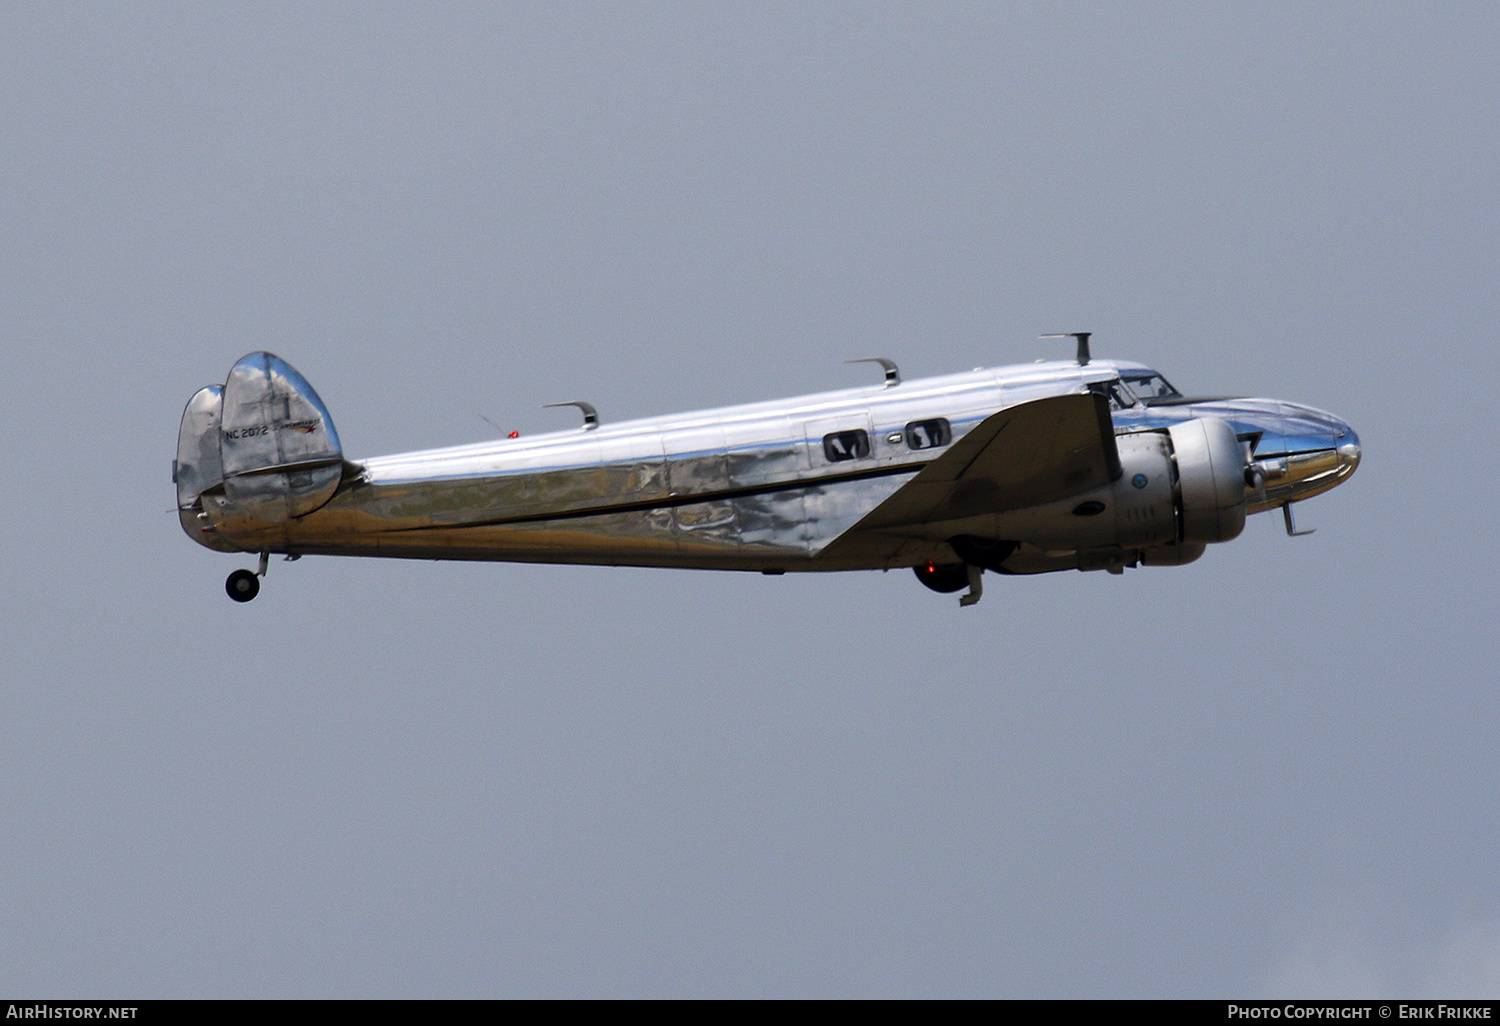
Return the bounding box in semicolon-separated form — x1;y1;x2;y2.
175;353;346;546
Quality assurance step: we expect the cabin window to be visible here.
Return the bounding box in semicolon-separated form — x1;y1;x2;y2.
904;418;951;450
822;430;870;462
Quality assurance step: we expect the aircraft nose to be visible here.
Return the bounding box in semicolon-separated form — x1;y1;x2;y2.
1276;402;1356;456
1253;403;1360;507
1295;405;1360;477
1336;422;1361;478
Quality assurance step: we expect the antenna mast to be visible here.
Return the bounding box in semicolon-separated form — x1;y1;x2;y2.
1040;332;1093;366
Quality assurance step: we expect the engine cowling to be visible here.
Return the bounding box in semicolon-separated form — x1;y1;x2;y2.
1167;417;1247;544
1111;432;1178;548
951;416;1250;565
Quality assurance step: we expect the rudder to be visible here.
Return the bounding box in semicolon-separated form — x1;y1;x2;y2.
218;352;344;522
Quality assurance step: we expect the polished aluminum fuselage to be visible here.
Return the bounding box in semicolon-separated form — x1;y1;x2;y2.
190;359;1360;574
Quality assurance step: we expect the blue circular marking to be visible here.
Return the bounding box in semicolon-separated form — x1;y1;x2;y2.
1132;473;1149;489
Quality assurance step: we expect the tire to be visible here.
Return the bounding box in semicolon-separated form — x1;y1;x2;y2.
226;568;260;602
949;536;1018;573
913;562;970;594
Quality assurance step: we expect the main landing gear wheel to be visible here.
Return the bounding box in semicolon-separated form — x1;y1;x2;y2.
226;568;260;602
913;562;970;594
913;561;986;607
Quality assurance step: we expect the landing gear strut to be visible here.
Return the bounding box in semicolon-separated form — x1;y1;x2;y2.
225;551;269;603
958;564;984;608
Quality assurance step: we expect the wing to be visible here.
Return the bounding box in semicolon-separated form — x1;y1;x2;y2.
819;392;1120;559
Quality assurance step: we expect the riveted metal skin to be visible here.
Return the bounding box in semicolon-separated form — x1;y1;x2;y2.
177;355;1361;577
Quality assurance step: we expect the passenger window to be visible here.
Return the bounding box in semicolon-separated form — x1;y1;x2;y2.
904;418;951;450
822;430;870;462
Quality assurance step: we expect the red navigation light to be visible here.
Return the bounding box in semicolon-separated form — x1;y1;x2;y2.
508;431;519;439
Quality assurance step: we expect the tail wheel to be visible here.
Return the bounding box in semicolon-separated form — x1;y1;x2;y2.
913;562;969;594
226;569;260;603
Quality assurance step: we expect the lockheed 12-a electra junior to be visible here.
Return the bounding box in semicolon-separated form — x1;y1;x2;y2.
174;334;1360;606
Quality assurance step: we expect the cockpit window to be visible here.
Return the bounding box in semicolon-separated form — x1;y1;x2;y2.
1120;372;1181;402
1088;379;1139;411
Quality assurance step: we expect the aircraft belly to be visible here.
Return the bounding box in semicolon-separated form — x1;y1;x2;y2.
283;521;804;571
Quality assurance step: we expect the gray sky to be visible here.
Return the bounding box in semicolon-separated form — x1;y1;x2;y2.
2;2;1497;997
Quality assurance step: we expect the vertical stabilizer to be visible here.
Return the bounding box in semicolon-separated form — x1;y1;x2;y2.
217;352;344;522
176;384;240;551
175;385;224;508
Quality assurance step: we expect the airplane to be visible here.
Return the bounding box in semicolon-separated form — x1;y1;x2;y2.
174;333;1361;606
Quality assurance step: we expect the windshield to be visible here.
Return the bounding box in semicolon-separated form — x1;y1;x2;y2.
1087;378;1139;410
1120;371;1181;402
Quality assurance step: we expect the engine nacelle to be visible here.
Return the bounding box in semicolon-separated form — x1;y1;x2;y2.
1112;418;1248;547
1167;417;1247;544
1110;432;1178;548
968;416;1249;559
974;418;1247;570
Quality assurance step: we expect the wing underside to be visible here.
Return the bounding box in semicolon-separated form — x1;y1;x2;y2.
818;392;1120;563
